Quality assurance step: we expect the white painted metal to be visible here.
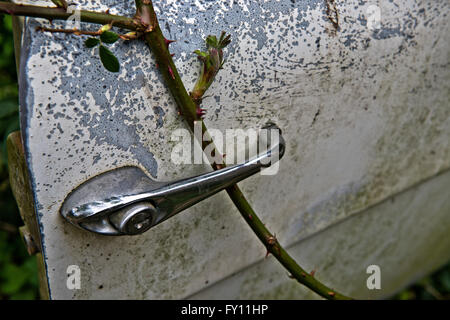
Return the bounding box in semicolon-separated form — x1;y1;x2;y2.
16;0;450;299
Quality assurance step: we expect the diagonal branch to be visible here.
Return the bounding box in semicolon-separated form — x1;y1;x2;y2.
136;0;352;300
0;2;137;30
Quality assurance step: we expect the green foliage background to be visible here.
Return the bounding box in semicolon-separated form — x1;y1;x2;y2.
0;14;448;300
0;14;39;300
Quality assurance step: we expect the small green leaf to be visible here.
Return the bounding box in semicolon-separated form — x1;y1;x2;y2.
99;45;120;73
219;31;226;44
100;31;119;44
218;33;231;49
100;24;112;33
205;35;218;48
85;37;100;48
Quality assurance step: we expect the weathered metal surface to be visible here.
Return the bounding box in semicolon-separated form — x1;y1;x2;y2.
16;0;450;299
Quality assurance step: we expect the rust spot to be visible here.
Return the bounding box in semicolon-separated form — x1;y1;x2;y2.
325;0;339;34
312;107;321;126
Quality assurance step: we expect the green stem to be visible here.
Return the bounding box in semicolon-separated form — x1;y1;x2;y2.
226;184;351;300
0;2;137;30
137;1;352;300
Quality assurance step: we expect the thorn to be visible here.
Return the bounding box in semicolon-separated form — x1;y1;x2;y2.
328;291;336;297
177;111;183;116
155;63;159;69
164;38;176;48
168;66;175;79
265;250;270;258
105;9;110;14
301;272;307;277
196;107;206;119
171;53;175;57
310;269;316;277
264;234;278;258
266;234;277;246
288;273;295;279
248;214;252;220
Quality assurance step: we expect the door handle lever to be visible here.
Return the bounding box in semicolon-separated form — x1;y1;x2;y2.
60;123;285;236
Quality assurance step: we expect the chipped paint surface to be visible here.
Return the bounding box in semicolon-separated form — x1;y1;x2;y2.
17;0;450;299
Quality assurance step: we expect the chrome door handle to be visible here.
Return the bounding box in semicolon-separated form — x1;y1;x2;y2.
60;123;285;236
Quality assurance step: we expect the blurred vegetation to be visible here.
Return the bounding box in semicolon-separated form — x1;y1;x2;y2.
0;13;448;300
0;14;39;300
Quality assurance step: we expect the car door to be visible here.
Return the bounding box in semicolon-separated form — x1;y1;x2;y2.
13;0;450;299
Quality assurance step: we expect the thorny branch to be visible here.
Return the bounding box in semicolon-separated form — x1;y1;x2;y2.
0;0;352;300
